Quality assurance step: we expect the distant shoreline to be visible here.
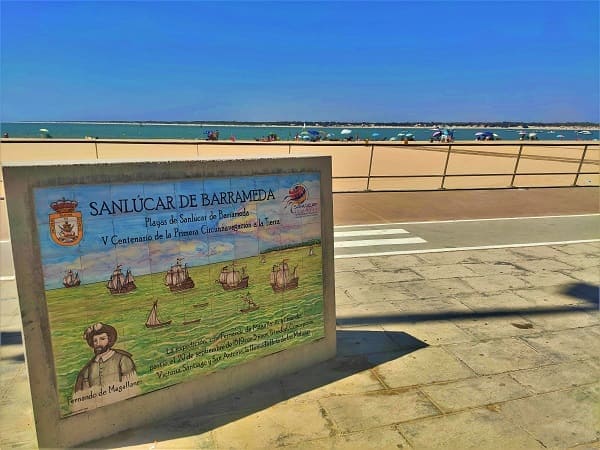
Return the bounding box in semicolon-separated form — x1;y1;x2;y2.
4;121;599;131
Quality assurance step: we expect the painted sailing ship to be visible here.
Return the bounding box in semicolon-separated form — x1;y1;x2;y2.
164;257;194;292
270;259;299;292
145;300;171;328
216;262;249;291
63;269;81;288
106;264;137;294
240;292;259;313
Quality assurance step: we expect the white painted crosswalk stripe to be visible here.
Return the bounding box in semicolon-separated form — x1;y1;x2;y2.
333;215;600;258
334;228;409;238
334;237;426;248
333;223;428;257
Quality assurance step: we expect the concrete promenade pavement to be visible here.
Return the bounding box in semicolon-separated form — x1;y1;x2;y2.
1;187;598;449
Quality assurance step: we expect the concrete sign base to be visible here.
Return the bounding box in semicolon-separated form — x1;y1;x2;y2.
3;157;335;448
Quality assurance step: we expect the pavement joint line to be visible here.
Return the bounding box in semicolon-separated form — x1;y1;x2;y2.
334;239;600;258
333;213;600;228
368;366;391;390
416;386;447;415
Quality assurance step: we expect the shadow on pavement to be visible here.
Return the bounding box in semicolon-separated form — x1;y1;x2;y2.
82;330;426;449
1;353;25;362
336;302;597;327
560;282;599;306
0;331;22;346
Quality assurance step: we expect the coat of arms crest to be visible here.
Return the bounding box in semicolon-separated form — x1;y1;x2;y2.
49;198;83;246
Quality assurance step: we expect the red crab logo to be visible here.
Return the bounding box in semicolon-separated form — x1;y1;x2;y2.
284;184;308;208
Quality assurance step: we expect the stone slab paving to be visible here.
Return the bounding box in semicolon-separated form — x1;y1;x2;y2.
420;373;532;413
1;242;599;449
397;408;547;449
496;384;600;449
444;337;562;375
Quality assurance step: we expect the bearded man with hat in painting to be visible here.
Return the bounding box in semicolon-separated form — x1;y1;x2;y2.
74;322;138;393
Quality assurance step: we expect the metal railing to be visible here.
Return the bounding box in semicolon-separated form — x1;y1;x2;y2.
0;139;598;192
324;142;597;192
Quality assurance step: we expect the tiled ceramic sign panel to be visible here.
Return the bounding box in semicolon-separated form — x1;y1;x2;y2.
3;157;335;448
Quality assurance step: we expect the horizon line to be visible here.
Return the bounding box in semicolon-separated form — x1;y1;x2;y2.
4;120;600;126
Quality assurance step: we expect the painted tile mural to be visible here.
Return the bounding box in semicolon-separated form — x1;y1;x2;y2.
34;172;324;417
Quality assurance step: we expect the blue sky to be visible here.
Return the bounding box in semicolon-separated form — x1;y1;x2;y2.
1;1;598;122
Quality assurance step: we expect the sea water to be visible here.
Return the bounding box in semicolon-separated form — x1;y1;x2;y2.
1;121;598;141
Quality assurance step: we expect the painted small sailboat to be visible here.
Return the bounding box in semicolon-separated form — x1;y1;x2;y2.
145;300;171;328
182;318;201;325
63;269;81;288
216;262;249;291
107;265;136;294
240;293;259;313
164;257;194;292
270;259;299;292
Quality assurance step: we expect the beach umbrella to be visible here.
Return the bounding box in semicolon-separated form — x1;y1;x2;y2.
40;128;49;132
578;130;592;135
340;129;352;135
432;131;442;137
475;132;485;136
371;132;380;137
556;134;565;139
397;133;405;137
518;131;527;135
308;130;320;136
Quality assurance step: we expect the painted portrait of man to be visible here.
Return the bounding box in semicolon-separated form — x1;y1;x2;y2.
74;322;137;393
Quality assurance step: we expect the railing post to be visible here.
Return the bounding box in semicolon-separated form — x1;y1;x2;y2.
366;144;375;191
288;144;292;154
441;144;452;189
573;145;588;186
510;144;524;188
94;140;99;159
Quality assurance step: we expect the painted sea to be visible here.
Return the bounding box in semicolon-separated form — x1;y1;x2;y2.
2;121;598;141
47;244;324;417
